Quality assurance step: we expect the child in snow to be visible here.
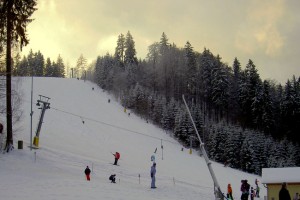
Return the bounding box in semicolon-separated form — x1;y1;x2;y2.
109;174;116;183
227;183;233;200
84;166;91;181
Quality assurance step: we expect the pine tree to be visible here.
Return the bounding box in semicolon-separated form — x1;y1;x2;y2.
152;95;166;126
199;48;215;108
34;51;44;76
261;80;275;133
44;58;53;77
27;49;35;75
211;55;229;120
184;41;197;96
56;54;65;77
228;58;242;123
124;31;138;66
159;32;169;55
281;77;300;142
114;33;125;69
239;132;255;173
0;0;37;151
239;59;262;128
76;54;87;79
16;56;28;76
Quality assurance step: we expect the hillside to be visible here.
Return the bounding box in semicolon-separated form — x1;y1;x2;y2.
0;77;265;200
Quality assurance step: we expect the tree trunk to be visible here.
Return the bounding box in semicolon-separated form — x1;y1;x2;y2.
5;1;13;152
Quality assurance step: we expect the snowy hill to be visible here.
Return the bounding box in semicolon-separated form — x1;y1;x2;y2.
0;77;265;200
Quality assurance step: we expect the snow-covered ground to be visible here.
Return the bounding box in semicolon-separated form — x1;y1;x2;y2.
0;77;266;200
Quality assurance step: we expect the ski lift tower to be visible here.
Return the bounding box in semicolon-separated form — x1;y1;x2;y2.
32;95;51;148
182;95;224;200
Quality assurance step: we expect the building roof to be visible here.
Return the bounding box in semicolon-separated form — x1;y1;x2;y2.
262;167;300;184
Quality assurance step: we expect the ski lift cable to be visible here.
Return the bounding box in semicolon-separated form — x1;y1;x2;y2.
22;99;178;145
50;107;178;145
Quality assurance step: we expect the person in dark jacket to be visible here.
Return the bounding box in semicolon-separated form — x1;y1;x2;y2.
241;180;250;200
109;174;116;183
84;166;91;181
279;182;291;200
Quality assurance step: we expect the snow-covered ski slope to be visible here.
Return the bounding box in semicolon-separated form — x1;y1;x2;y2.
0;77;266;200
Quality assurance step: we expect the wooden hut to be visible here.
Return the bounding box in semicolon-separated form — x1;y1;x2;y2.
262;167;300;200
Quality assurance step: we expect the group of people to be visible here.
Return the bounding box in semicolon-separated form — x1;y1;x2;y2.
84;152;120;182
83;151;157;189
84;166;116;183
240;179;261;200
226;179;261;200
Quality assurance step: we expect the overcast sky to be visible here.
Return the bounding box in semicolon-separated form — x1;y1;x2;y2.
22;0;300;84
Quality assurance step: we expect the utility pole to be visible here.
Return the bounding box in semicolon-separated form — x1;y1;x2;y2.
32;95;51;148
30;65;34;150
182;95;223;200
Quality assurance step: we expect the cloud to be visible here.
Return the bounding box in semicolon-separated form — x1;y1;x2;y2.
96;35;118;56
21;0;299;83
235;0;285;57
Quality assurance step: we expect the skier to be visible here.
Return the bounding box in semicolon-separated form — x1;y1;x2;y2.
109;174;116;183
279;182;291;200
227;183;233;200
150;162;156;189
84;166;91;181
113;152;120;165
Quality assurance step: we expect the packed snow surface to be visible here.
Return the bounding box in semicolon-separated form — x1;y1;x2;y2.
0;77;265;200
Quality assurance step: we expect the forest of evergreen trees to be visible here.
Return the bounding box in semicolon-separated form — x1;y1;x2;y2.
0;49;66;78
90;31;300;175
1;31;299;175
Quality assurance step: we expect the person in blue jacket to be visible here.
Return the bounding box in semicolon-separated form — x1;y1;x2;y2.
150;162;156;188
